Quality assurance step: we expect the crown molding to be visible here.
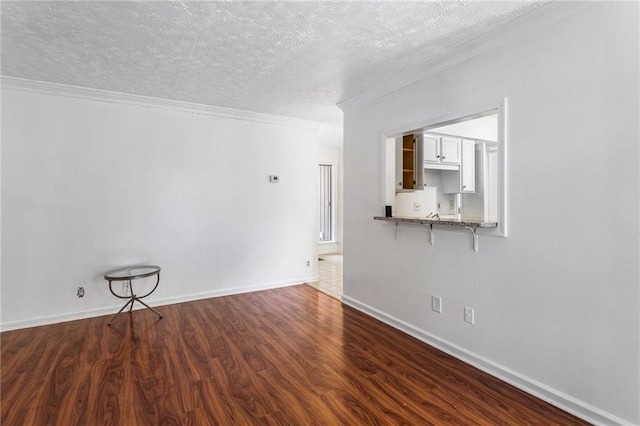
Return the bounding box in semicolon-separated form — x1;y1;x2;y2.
337;1;596;111
1;76;322;130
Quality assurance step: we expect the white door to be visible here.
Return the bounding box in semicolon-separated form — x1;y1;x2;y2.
440;137;461;165
319;164;333;242
395;137;404;190
423;136;440;163
461;139;475;193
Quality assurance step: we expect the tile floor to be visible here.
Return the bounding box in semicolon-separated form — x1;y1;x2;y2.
308;253;343;299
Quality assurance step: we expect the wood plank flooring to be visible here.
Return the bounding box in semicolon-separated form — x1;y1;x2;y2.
1;285;590;425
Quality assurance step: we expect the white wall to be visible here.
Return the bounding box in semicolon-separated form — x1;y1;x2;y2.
341;3;638;425
1;84;320;329
430;115;498;142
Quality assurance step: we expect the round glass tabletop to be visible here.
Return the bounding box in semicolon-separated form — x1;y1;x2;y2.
104;265;161;281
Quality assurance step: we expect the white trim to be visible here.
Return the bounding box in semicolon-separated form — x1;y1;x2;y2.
1;76;321;130
337;2;595;111
0;276;317;332
341;295;636;426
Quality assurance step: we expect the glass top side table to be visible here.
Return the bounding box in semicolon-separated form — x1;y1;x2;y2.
104;265;163;325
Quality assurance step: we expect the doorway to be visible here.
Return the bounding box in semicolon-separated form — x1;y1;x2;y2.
313;160;343;299
319;164;333;243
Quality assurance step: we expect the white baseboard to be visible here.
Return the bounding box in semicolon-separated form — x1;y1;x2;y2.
0;277;313;332
341;295;636;426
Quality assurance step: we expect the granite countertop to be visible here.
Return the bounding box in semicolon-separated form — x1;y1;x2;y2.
373;215;498;228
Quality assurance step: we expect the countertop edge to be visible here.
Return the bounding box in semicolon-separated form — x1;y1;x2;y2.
373;216;498;228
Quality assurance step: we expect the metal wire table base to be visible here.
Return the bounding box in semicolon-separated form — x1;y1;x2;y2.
104;265;163;326
107;294;163;325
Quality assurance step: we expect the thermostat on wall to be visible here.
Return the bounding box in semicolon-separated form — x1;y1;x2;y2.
269;175;280;183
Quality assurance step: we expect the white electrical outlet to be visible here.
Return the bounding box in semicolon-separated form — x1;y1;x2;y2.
464;306;475;324
413;201;421;211
122;281;131;297
431;295;442;313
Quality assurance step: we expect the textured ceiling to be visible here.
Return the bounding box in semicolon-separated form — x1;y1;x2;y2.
1;1;545;125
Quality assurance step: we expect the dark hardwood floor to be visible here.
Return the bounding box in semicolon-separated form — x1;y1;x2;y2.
1;285;589;425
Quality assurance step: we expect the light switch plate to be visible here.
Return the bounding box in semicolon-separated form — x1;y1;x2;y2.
464;306;475;324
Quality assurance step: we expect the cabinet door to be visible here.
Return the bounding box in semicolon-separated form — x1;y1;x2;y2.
423;135;440;163
401;134;415;190
461;139;475;193
395;137;403;190
440;137;461;165
414;134;424;188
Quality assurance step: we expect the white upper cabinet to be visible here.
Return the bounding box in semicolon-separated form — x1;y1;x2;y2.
442;139;476;194
460;139;475;193
423;134;461;170
440;137;462;165
423;135;440;163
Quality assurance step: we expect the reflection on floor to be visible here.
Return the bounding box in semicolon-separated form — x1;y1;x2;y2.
308;253;343;299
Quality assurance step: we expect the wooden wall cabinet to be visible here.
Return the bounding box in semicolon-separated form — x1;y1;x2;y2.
396;134;424;191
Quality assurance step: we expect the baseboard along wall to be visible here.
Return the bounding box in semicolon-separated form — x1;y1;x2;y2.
341;295;637;426
0;276;318;332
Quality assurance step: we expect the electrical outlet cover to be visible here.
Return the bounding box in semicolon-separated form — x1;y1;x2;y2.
432;295;442;313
